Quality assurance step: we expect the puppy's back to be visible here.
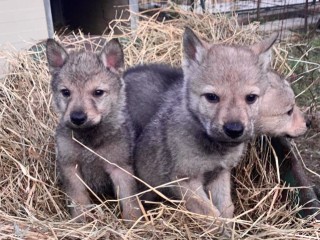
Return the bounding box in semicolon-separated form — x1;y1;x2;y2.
123;64;183;136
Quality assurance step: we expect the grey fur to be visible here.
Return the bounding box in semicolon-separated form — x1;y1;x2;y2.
46;38;141;222
123;64;183;137
125;66;307;138
124;33;306;138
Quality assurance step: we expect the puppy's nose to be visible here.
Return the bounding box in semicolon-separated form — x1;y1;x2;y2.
223;122;244;139
70;111;87;126
306;118;312;128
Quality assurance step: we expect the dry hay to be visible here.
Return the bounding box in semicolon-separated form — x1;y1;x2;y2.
0;7;319;239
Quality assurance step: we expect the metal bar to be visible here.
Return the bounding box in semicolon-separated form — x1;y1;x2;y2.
190;0;195;12
257;0;261;20
305;0;309;32
129;0;139;30
200;0;206;12
43;0;54;38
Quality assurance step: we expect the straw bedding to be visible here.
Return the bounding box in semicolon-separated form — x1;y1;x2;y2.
0;7;319;239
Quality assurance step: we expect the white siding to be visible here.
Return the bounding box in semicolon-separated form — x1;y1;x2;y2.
0;0;48;50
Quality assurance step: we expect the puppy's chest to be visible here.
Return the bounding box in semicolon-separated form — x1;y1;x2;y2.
56;135;131;167
174;144;245;178
206;147;244;168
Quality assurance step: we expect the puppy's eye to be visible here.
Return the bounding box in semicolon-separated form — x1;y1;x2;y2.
204;93;220;103
246;94;258;104
287;107;294;116
60;89;70;97
93;89;105;97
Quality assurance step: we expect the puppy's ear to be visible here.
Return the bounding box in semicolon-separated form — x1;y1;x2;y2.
250;32;278;70
46;39;68;74
99;39;124;72
183;27;207;65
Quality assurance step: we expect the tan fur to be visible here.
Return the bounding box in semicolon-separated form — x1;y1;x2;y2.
257;71;308;137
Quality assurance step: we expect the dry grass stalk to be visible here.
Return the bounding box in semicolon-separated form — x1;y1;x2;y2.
0;7;319;239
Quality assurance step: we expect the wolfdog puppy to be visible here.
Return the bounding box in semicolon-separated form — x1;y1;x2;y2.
256;71;308;137
46;39;141;221
134;28;277;218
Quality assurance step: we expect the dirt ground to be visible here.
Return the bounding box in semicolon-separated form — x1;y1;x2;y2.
296;111;320;191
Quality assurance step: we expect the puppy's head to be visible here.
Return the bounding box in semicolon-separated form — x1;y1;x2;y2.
182;28;278;143
46;39;124;130
257;71;308;137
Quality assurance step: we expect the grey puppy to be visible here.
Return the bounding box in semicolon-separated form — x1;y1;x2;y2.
46;38;141;222
134;27;277;218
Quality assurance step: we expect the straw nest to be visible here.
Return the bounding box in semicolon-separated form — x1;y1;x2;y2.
0;7;319;239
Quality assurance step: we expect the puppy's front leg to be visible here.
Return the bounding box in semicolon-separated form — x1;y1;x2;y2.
109;166;141;221
177;178;220;217
206;170;234;218
61;164;91;222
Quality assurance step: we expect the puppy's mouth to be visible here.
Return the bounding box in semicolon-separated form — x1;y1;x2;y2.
65;121;100;131
216;141;244;147
205;132;247;147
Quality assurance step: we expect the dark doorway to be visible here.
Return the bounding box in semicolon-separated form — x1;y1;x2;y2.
49;0;129;34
